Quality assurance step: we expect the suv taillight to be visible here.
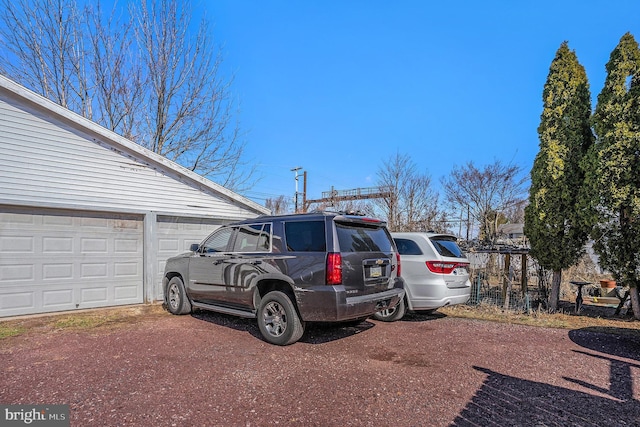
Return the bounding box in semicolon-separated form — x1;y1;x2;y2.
396;251;401;277
426;261;460;274
326;252;342;285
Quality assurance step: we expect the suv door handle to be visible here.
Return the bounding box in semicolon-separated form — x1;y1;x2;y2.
251;260;262;265
212;259;224;265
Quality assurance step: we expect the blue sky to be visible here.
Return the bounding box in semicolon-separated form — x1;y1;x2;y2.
200;1;640;206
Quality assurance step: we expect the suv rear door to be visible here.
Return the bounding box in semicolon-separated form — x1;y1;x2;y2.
333;216;397;295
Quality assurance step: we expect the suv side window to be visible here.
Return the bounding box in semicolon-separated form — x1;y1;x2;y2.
202;227;234;253
284;221;326;252
233;223;272;252
393;238;423;255
336;223;392;252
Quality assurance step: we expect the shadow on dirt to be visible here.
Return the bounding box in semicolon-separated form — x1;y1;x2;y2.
191;309;261;337
452;365;640;426
400;310;447;322
567;327;640;403
301;320;376;344
568;327;640;361
452;328;640;426
190;309;377;344
300;309;446;343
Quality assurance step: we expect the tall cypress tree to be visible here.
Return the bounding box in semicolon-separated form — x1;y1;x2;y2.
524;42;594;312
588;32;640;319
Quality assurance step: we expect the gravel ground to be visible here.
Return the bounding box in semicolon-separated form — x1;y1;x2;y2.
1;307;639;427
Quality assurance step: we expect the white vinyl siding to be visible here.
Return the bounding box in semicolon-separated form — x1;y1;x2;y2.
0;96;261;219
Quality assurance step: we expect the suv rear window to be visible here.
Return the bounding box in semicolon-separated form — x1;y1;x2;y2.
430;236;464;258
336;223;392;253
284;221;326;252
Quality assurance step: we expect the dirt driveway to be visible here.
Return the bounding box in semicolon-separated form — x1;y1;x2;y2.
1;307;639;426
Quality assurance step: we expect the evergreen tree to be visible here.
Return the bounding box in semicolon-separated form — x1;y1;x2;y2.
524;42;594;312
587;32;640;319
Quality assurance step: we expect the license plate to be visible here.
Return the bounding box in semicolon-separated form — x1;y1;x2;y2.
370;266;382;278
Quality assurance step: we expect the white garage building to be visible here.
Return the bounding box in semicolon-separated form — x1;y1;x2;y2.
0;75;270;317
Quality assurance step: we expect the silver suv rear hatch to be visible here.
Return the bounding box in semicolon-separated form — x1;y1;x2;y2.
429;234;470;288
334;216;397;295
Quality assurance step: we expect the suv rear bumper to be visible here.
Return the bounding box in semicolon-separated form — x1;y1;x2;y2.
295;279;405;322
408;284;471;311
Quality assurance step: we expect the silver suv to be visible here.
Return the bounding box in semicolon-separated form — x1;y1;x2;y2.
163;211;404;345
373;232;471;321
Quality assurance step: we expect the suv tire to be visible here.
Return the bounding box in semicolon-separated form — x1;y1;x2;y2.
166;276;192;315
372;297;406;322
258;291;305;346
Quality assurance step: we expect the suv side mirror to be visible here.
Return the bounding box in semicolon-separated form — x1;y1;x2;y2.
190;243;200;252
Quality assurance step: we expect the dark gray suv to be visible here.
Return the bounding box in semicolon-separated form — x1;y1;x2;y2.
163;211;404;345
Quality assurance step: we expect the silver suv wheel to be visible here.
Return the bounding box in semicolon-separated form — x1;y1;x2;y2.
372;298;406;322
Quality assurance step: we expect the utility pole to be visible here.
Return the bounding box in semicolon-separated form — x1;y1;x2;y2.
291;166;302;213
466;204;470;241
302;171;307;211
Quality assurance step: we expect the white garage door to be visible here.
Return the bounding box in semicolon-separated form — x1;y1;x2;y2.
155;216;226;300
0;208;144;317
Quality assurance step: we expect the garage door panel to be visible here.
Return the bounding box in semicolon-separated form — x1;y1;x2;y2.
82;263;108;278
43;263;74;280
43;215;74;227
115;262;140;277
0;292;34;311
158;238;179;253
82;287;108;303
0;264;35;282
0;208;143;317
1;235;33;252
114;238;140;253
43;237;73;253
81;238;108;253
1;212;35;226
42;289;73;307
115;284;139;300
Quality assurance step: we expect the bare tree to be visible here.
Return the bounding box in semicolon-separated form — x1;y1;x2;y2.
133;0;252;190
265;195;291;215
85;1;143;140
503;199;527;224
0;0;254;191
374;152;442;232
0;0;90;116
441;160;528;244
